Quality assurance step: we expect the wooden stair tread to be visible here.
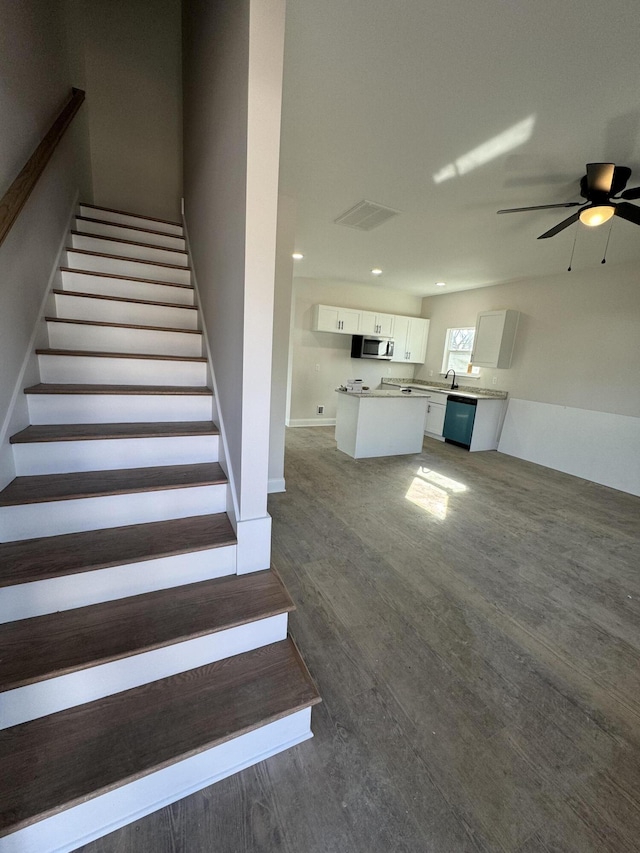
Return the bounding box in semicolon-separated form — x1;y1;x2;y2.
60;267;193;289
66;248;190;271
53;288;198;310
10;421;219;444
36;348;207;363
45;317;202;335
0;570;294;691
0;638;320;836
80;202;183;228
76;216;185;240
0;462;226;507
71;230;188;257
24;383;213;396
0;513;235;588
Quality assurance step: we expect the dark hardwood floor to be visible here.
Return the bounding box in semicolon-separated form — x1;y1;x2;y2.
78;427;640;852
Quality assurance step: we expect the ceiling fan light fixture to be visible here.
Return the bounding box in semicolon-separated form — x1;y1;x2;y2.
579;205;615;227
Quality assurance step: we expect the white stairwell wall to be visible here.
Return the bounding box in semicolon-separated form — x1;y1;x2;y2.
183;0;286;574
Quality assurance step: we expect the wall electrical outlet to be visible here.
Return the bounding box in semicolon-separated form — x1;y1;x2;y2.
317;405;324;414
492;376;498;385
315;363;320;372
429;369;434;377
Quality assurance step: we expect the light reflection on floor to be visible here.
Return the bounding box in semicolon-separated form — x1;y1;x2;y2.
405;466;468;520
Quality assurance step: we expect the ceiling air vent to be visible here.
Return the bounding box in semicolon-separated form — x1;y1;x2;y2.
334;200;400;231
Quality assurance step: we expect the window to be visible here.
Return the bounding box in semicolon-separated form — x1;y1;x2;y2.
441;327;480;376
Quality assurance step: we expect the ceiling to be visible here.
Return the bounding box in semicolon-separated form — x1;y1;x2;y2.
278;0;640;296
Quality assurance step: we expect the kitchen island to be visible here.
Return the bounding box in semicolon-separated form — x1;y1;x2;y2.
335;389;429;458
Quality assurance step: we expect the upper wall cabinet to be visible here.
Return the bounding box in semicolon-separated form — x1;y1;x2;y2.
391;317;430;364
313;304;361;334
360;311;395;337
471;309;520;368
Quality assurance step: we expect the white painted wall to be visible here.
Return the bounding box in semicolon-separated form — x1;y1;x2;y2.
183;0;285;526
418;261;640;494
269;195;296;492
290;278;423;424
418;262;640;417
78;0;183;221
0;0;91;489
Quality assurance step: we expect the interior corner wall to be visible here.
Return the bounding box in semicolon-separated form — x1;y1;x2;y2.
0;0;91;488
290;279;423;424
183;0;285;521
81;0;183;220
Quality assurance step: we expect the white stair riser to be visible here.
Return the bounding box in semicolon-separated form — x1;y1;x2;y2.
54;292;198;328
27;393;213;425
13;435;219;476
0;709;312;853
66;250;191;285
79;205;183;236
1;613;287;729
75;218;186;251
0;545;236;624
38;354;207;387
47;322;203;357
0;483;227;541
71;234;188;267
60;271;195;305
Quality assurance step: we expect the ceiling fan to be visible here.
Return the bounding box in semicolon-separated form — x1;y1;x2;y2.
498;163;640;239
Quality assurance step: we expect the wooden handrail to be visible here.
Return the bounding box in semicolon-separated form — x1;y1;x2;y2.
0;87;86;249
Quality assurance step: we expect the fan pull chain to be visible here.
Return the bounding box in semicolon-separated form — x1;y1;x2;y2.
567;223;578;272
601;218;614;264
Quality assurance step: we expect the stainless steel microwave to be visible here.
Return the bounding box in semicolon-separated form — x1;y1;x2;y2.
351;335;394;360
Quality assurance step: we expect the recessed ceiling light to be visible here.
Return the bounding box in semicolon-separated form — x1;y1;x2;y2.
292;252;304;260
371;268;383;276
435;281;447;287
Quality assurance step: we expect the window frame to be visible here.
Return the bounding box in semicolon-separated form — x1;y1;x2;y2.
441;326;480;377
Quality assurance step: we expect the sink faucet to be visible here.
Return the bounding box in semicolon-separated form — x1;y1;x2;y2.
445;369;458;390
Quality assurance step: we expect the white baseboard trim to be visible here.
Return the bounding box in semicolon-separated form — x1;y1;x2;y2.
235;515;272;574
182;217;240;532
498;398;640;497
287;418;336;428
268;477;286;493
0;708;313;853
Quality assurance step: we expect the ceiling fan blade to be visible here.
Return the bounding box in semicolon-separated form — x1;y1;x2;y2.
537;212;580;239
497;202;581;214
586;162;615;194
614;201;640;226
620;186;640;200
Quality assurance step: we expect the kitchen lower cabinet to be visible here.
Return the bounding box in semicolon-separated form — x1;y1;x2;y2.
424;399;447;437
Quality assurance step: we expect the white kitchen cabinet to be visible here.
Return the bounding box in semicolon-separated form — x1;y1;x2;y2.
424;392;447;437
313;304;361;334
471;309;519;368
360;311;394;337
391;317;429;364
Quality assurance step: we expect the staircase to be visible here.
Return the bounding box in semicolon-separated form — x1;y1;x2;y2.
0;204;319;853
